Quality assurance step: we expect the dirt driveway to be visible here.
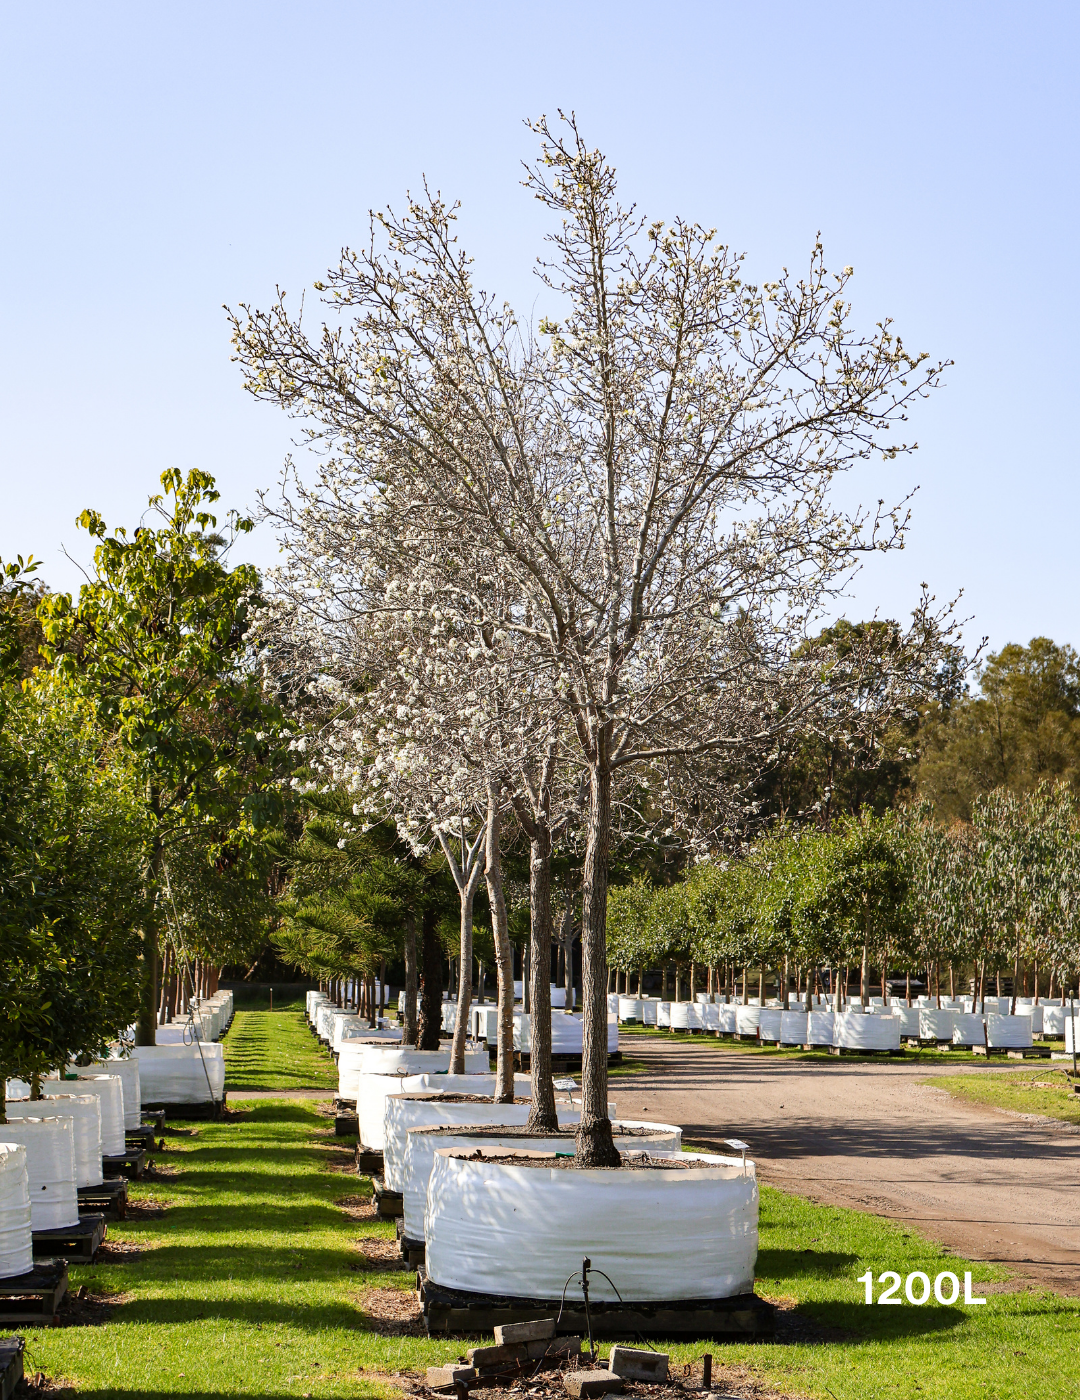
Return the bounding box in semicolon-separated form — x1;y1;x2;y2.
613;1035;1080;1294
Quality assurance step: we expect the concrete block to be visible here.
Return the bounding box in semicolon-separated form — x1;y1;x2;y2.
494;1317;556;1345
427;1366;477;1386
467;1343;527;1368
607;1346;669;1382
530;1336;581;1360
564;1372;624;1398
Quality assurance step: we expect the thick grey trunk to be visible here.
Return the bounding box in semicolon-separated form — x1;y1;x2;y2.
403;912;418;1046
485;785;516;1104
527;827;558;1131
576;765;618;1167
561;897;575;1012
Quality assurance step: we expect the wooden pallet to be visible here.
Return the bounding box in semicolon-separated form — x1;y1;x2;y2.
77;1177;128;1220
355;1145;384;1176
32;1214;106;1263
0;1336;24;1399
401;1232;426;1268
141;1097;226;1122
827;1046;905;1057
334;1113;359;1137
0;1261;68;1328
973;1044;1052;1059
513;1053;622;1071
417;1270;776;1339
126;1125;157;1152
371;1175;403;1218
102;1148;147;1180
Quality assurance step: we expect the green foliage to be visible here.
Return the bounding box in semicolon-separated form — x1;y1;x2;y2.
920;637;1080;819
0;681;146;1095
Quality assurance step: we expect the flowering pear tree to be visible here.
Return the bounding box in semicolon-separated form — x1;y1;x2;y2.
233;115;956;1163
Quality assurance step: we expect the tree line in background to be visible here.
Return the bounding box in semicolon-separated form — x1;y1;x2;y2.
5;120;1080;1155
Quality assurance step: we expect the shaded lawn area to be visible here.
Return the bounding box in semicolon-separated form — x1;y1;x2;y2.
27;1029;1080;1399
223;1009;338;1093
930;1066;1080;1125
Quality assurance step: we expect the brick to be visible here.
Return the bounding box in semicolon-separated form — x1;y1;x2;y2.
564;1372;624;1398
526;1336;581;1360
467;1343;527;1368
607;1346;669;1382
426;1366;477;1387
494;1317;556;1345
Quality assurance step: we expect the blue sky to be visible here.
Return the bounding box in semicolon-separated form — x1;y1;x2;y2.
1;1;1076;658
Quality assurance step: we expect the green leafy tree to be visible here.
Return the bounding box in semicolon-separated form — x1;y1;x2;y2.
38;470;291;1043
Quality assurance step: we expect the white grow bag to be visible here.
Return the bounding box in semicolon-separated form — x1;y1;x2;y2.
1042;1005;1066;1037
951;1013;986;1046
45;1077;124;1156
656;1002;671;1028
735;1006;763;1036
893;1006;920;1037
7;1095;103;1187
128;1044;225;1103
514;1013;586;1055
1017;1005;1044;1035
668;1002;691;1030
640;999;659;1026
701;1004;720;1031
0;1118;79;1230
717;1005;738;1034
470;1006;500;1042
1065;1010;1080;1054
834;1011;900;1051
985;1014;1033;1049
426;1150;758;1301
404;1120;681;1243
384;1095;548;1191
0;1142;33;1278
618;997;644;1024
92;1057;141;1128
780;1010;808;1045
807;1011;835;1045
758;1009;783;1042
401;1073;532;1096
355;1058;508;1151
919;1009;957;1041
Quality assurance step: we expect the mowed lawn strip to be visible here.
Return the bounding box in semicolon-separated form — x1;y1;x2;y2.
222;1002;339;1093
929;1067;1080;1125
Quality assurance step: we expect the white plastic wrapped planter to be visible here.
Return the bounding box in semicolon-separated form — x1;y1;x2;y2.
1042;1005;1066;1037
985;1014;1033;1049
657;1002;671;1028
919;1009;957;1041
735;1006;762;1037
893;1006;920;1038
401;1072;532;1096
44;1077;124;1157
686;1002;705;1031
403;1120;681;1244
7;1095;103;1188
128;1044;225;1104
701;1003;720;1032
550;986;575;1009
717;1005;737;1034
514;1013;584;1055
92;1057;141;1128
337;1040;437;1100
606;994;620;1014
425;1149;758;1302
640;999;659;1026
951;1013;986;1047
806;1010;835;1046
758;1009;783;1043
1017;1005;1044;1036
669;1002;691;1031
618;997;644;1024
384;1094;536;1190
355;1066;498;1150
779;1010;808;1045
0;1118;80;1230
1065;1010;1080;1054
0;1142;33;1279
834;1011;900;1051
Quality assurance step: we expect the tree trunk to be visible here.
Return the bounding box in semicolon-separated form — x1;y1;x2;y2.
449;890;476;1073
783;956;790;1011
1011;932;1020;1016
485;785;516;1104
403;912;418;1046
741;967;749;1006
418;907;443;1051
860;920;869;1008
576;764;618;1167
135;831;164;1046
561;896;575;1012
527;827;558;1131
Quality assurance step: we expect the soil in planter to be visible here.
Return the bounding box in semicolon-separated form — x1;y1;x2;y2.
396;1094;533;1105
413;1125;665;1139
445;1152;727;1171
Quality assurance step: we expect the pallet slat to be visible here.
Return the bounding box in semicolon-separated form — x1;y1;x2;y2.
31;1214;106;1262
0;1260;69;1327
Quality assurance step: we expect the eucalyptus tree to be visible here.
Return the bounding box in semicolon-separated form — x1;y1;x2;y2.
233;116;955;1163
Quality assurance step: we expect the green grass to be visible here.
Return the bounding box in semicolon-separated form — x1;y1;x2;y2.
930;1066;1080;1124
222;1008;339;1093
24;1013;1080;1400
